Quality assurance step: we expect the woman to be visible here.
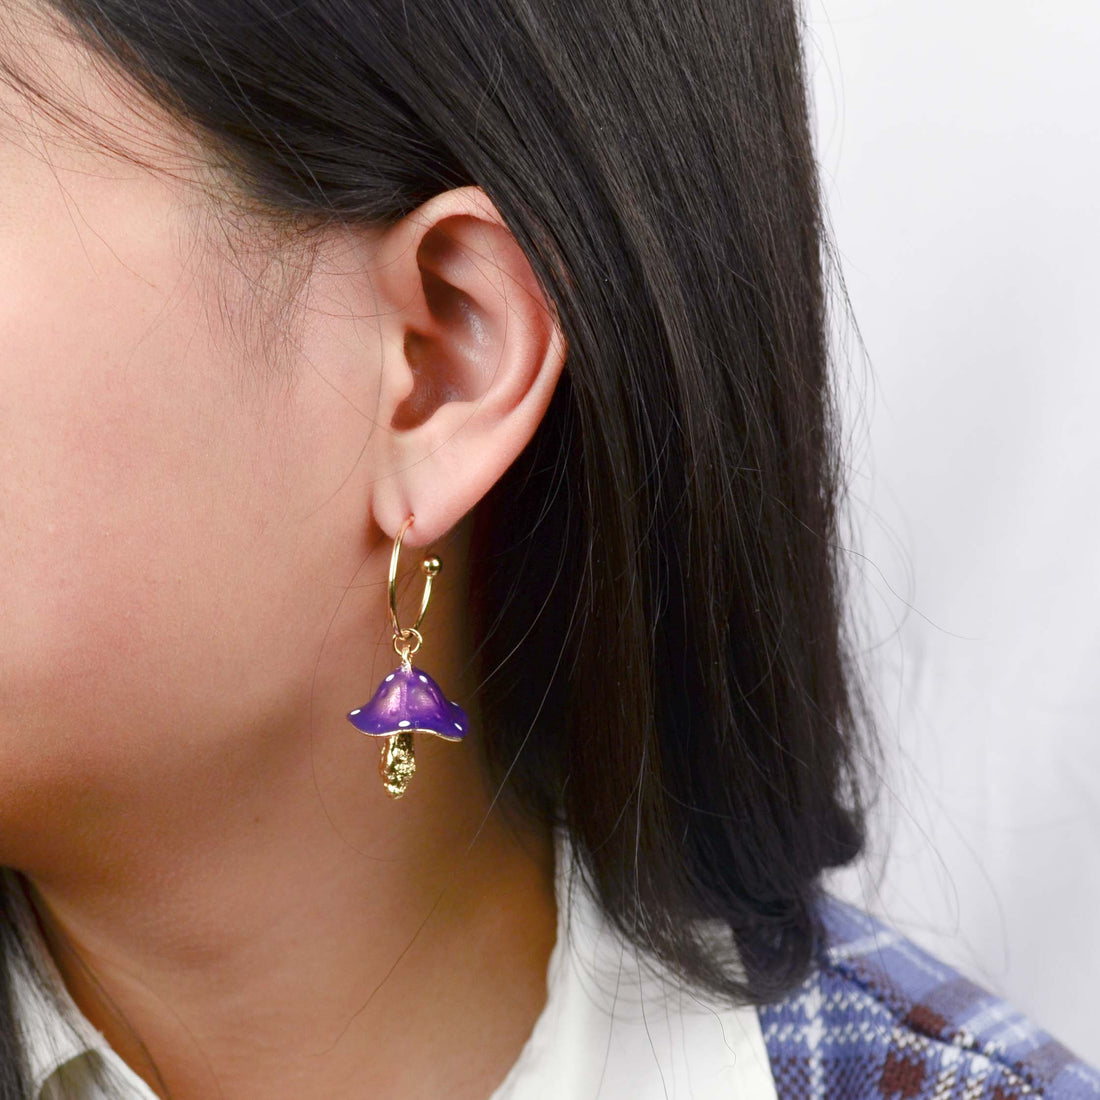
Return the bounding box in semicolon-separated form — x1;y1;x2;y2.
0;0;1094;1097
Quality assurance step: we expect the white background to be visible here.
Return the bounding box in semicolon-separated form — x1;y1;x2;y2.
805;0;1100;1063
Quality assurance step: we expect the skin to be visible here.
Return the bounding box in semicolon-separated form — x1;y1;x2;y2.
0;5;566;1098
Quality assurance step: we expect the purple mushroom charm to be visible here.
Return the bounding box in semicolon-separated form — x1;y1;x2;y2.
346;665;469;799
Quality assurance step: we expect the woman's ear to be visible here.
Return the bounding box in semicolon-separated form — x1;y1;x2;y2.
365;185;568;548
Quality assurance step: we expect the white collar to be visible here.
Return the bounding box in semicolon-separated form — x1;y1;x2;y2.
488;826;778;1099
2;869;156;1098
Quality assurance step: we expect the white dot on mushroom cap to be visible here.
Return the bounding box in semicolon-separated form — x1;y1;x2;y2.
418;674;428;683
350;709;361;716
398;719;410;727
455;723;463;730
385;673;395;682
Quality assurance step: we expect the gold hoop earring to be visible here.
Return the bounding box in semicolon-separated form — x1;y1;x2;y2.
386;514;432;663
345;515;468;799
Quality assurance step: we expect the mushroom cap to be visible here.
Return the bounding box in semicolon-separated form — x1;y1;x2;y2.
346;665;468;742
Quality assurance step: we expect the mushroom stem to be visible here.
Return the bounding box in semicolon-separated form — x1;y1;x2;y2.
379;732;416;799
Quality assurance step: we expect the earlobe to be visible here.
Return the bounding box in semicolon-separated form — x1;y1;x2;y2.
369;186;567;548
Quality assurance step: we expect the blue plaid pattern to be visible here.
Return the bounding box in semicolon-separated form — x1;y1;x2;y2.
758;896;1100;1099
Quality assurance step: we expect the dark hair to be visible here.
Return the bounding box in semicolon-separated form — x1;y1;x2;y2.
0;0;877;1093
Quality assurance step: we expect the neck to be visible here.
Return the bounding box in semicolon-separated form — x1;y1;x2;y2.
26;772;557;1099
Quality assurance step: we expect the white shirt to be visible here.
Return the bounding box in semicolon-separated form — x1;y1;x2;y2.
5;829;779;1099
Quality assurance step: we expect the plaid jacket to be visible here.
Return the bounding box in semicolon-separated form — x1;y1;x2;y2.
758;896;1100;1100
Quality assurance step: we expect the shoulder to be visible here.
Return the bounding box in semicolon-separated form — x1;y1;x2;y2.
756;894;1100;1100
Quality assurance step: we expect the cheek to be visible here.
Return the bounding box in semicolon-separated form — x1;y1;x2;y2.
0;201;328;828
